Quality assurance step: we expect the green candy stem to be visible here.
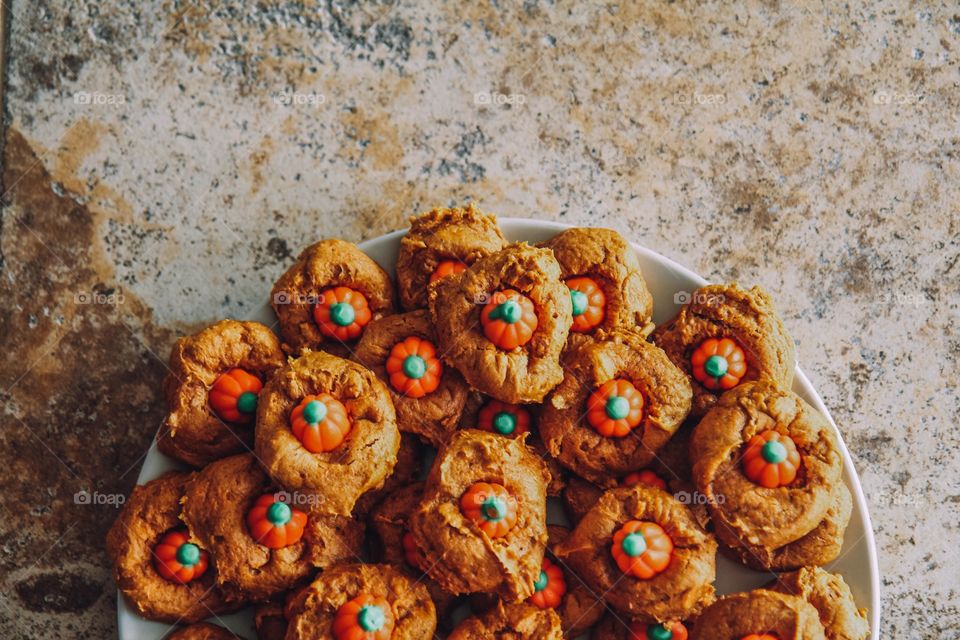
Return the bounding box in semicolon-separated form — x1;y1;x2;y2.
704;354;728;378
489;299;521;324
237;391;258;414
358;604;385;631
176;542;201;567
303;399;327;424
481;496;506;522
570;288;588;316
330;302;356;327
761;440;788;464
605;395;630;420
493;411;517;435
402;354;427;379
621;531;647;557
647;623;674;640
534;570;549;592
267;501;292;526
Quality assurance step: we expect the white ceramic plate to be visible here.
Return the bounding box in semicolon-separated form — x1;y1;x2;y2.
120;218;880;639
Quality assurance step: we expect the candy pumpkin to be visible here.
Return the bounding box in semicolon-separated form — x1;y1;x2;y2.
290;393;352;453
528;557;567;609
208;368;262;424
430;259;467;283
630;621;689;640
385;336;442;398
740;635;779;640
567;276;606;333
313;286;372;342
460;482;518;538
332;594;395;640
742;430;801;488
481;289;538;350
622;469;668;491
153;528;208;584
478;400;531;437
246;494;308;549
586;379;645;437
611;520;673;579
401;531;424;570
691;337;747;390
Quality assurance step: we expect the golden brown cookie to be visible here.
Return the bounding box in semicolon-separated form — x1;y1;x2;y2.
561;467;672;524
106;472;237;623
396;204;507;310
652;283;795;417
689;589;827;640
369;482;462;629
554;485;716;622
540;330;692;485
536;526;605;635
254;599;288;640
768;567;869;640
271;238;394;356
458;393;566;496
409;429;550;600
181;453;364;601
255;349;400;516
285;563;436;640
448;601;563;640
591;614;691;640
353;309;470;446
164;622;240;639
429;242;572;403
352;432;422;516
157;319;285;467
690;380;845;571
539;227;654;339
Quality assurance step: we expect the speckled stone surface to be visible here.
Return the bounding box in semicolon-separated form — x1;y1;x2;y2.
1;1;958;638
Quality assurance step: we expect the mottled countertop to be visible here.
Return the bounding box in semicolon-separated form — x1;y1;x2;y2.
1;1;958;638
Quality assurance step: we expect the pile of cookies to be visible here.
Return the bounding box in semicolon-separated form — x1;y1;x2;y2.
108;205;870;639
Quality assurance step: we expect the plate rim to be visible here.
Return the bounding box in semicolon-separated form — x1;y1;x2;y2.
119;217;880;638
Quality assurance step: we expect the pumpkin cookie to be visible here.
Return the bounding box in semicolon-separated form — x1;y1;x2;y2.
562;468;669;523
353;432;422;516
690;380;846;571
539;227;654;340
369;482;462;629
255;349;400;516
353;309;470;446
181;453;364;601
396;203;507;310
429;242;572;403
554;485;716;621
285;563;436;640
165;623;240;639
459;394;566;496
449;602;563;640
528;526;605;635
157;320;285;467
106;472;237;623
689;589;827;640
592;614;690;640
768;567;869;640
409;429;550;600
271;238;394;356
540;330;692;485
652;283;795;416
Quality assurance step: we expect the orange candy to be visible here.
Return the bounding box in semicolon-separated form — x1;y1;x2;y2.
385;336;442;398
429;259;467;283
481;289;538;350
622;469;668;491
208;368;262;424
691;337;747;390
401;531;424;570
629;621;689;640
313;286;373;342
460;482;518;538
611;520;673;580
290;394;352;453
528;557;567;609
153;528;208;584
246;494;308;549
742;430;802;488
586;379;645;437
477;400;531;437
740;635;780;640
567;276;606;333
332;594;395;640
